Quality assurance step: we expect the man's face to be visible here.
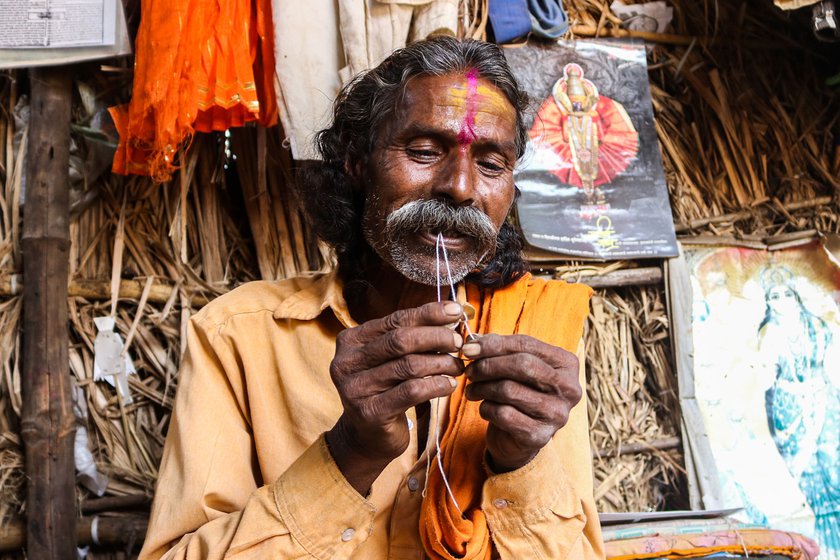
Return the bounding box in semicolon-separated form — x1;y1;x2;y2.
361;71;518;286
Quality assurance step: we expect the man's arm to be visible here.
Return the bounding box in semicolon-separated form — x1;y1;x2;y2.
467;338;605;559
139;317;377;560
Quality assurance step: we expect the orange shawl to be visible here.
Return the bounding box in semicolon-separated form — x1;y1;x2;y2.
109;0;277;182
420;273;592;559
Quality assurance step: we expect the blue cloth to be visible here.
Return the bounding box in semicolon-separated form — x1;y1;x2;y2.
527;0;569;39
488;0;531;43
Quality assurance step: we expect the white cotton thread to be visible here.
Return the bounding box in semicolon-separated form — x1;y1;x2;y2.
420;233;464;515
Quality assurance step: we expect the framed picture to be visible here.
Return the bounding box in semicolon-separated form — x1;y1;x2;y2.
670;240;840;558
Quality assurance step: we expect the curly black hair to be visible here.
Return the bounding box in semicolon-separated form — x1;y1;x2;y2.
296;36;530;303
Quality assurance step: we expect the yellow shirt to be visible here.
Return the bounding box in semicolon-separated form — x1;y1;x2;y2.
139;270;605;559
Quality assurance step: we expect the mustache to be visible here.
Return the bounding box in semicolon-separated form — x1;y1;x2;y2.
383;199;498;246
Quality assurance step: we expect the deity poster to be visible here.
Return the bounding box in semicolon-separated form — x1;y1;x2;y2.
505;40;678;259
682;242;840;558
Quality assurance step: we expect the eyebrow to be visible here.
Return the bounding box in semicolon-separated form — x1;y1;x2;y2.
395;123;517;155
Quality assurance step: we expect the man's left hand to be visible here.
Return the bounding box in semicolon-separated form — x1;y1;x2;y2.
462;334;582;473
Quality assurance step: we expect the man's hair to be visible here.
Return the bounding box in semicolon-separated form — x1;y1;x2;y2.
297;36;530;300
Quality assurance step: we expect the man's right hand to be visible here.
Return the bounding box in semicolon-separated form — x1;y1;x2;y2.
325;301;465;496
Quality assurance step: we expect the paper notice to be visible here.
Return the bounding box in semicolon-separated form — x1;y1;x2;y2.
0;0;116;48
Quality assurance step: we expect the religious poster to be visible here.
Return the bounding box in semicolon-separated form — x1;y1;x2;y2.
682;242;840;558
505;40;678;259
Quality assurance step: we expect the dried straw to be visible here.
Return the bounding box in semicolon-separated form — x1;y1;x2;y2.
0;0;838;541
0;71;23;525
585;287;685;511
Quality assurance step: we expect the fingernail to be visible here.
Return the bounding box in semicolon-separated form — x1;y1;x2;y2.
462;343;480;358
463;302;476;320
452;332;463;348
444;302;462;316
446;376;457;388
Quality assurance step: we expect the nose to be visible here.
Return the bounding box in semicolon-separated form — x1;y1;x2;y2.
432;151;475;207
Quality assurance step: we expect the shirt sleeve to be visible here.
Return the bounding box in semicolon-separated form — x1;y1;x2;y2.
139;316;376;560
481;339;606;560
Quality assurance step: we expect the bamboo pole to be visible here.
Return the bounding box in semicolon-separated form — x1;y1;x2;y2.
20;67;76;559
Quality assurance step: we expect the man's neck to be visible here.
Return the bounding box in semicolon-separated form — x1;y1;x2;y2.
347;259;439;324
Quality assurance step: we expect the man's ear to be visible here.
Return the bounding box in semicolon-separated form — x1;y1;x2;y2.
344;157;365;193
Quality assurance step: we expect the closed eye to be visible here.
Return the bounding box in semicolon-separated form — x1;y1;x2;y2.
478;160;504;172
407;148;439;158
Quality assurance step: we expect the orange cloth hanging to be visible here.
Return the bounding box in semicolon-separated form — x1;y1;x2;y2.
109;0;277;182
420;273;592;560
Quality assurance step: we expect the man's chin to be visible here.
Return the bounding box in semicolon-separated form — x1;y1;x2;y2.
390;253;476;287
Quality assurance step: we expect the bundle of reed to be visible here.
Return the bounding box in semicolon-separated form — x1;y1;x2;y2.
229;127;332;281
0;61;328;526
61;127;328;501
0;70;23;525
584;286;685;512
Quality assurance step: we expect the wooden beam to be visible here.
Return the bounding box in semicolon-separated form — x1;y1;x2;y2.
571;24;703;46
536;266;663;289
0;516;148;552
20;67;76;559
563;267;663;289
0;275;212;307
81;494;151;514
593;436;681;459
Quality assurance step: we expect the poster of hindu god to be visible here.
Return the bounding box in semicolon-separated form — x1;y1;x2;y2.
505;40;677;259
683;242;840;558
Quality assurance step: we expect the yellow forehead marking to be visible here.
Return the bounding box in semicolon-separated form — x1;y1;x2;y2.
446;84;511;113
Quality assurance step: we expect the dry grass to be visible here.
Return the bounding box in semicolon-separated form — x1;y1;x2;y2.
0;0;838;543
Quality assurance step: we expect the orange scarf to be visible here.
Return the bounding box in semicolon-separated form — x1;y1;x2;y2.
109;0;277;182
420;273;592;560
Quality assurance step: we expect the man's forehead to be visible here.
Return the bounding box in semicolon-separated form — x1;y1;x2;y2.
442;71;513;116
398;72;514;114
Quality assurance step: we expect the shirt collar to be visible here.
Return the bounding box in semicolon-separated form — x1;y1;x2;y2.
272;268;358;328
272;268;473;329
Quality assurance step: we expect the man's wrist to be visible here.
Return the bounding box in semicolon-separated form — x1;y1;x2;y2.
485;450;538;475
325;418;393;497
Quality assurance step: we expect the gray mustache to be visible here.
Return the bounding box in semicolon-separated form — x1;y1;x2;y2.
383;199;497;244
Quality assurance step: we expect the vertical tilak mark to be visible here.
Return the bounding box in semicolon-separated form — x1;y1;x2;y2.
457;68;480;148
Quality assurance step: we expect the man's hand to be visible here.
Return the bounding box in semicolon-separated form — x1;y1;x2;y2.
462;334;582;473
326;301;465;495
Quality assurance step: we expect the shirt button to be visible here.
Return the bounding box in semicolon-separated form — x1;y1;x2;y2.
493;498;508;509
341;528;355;542
407;477;420;492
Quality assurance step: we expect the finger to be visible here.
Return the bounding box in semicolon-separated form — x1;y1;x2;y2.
363;376;458;420
479;401;558;448
341;301;464;345
460;334;578;370
465;354;581;400
344;353;465;396
465;379;573;424
348;326;463;370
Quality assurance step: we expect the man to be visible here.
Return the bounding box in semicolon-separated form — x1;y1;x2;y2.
140;37;605;559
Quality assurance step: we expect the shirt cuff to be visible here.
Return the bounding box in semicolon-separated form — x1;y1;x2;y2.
481;442;585;532
272;434;376;559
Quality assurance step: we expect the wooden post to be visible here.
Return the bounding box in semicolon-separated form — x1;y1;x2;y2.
20;67;76;559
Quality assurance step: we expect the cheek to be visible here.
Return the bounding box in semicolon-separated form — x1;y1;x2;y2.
485;187;515;230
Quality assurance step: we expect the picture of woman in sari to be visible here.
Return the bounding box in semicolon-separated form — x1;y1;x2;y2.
757;266;840;558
